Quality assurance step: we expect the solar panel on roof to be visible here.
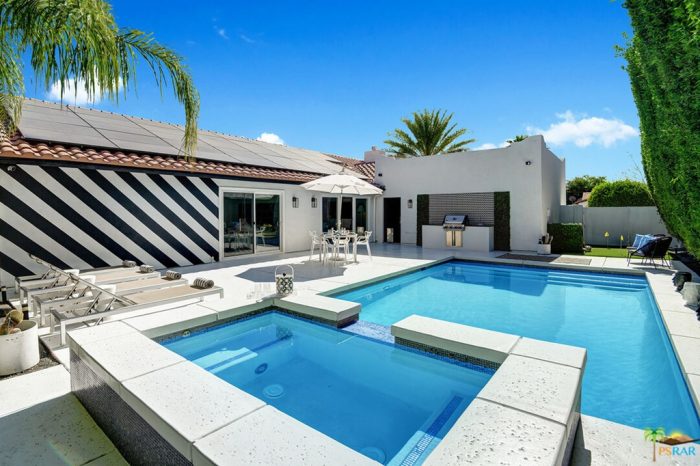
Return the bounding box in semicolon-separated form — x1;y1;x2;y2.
16;99;359;175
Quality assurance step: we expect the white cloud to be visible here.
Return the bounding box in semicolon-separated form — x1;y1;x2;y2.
527;110;638;148
474;141;508;151
46;78;100;105
256;132;285;145
239;34;256;44
216;27;229;40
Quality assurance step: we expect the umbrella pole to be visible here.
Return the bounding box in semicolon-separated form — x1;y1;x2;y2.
337;192;342;230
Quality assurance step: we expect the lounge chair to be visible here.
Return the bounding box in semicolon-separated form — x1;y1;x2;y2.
19;267;160;308
16;256;137;292
35;273;186;326
49;278;223;345
627;235;672;268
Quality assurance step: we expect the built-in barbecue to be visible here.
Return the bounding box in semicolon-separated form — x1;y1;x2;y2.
442;214;468;247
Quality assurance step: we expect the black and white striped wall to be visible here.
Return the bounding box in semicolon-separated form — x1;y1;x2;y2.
0;163;220;282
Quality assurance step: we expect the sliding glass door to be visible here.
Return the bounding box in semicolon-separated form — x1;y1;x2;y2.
321;196;370;232
223;193;254;256
355;198;368;233
222;191;280;257
255;194;280;253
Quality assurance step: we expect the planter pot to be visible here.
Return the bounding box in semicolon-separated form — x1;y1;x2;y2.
0;320;40;376
537;244;552;255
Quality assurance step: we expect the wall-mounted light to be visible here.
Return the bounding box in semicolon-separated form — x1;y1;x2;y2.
407;199;413;209
292;196;299;208
525;160;533;166
311;196;317;208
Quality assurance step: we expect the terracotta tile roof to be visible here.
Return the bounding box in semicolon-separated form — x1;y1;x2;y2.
326;154;376;179
0;135;336;183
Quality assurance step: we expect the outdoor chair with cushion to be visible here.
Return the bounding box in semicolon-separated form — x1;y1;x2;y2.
627;235;672;268
49;277;223;345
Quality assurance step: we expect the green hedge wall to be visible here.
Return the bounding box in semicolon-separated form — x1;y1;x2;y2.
547;223;584;254
623;1;700;255
494;192;510;251
587;180;654;207
416;194;429;246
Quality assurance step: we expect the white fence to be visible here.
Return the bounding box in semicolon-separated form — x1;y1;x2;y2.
558;205;672;247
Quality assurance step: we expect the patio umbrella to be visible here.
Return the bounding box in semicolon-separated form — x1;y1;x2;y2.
301;169;383;230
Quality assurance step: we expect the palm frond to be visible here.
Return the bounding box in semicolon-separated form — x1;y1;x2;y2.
384;109;474;156
0;0;199;159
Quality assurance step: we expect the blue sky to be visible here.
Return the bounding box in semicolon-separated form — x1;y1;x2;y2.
24;1;641;180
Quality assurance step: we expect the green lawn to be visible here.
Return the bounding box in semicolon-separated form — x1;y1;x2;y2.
584;247;630;258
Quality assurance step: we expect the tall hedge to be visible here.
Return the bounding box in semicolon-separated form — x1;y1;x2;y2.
416;194;429;246
493;192;511;251
587;180;654;207
547;223;584;254
623;1;700;255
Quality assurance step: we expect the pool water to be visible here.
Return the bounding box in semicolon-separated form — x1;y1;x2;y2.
335;260;700;436
162;312;492;464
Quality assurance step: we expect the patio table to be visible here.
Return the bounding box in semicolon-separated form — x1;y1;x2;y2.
323;232;358;263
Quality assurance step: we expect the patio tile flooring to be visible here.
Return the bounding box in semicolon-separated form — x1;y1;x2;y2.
1;243;698;465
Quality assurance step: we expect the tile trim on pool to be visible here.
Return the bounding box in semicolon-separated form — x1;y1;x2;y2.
644;266;700;417
66;278;585;465
391;315;586;466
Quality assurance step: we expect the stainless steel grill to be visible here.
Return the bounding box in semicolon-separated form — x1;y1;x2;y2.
443;215;468;247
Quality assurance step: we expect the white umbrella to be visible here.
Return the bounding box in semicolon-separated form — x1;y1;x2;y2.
301;169;383;230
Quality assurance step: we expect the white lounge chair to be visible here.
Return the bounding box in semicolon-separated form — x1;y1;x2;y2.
49;278;223;345
35;274;186;326
19;267;159;308
16;256;137;293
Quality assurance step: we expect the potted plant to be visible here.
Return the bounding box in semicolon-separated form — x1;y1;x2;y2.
537;234;553;255
0;310;40;376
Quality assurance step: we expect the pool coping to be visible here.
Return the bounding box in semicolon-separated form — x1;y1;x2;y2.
66;253;697;465
68;291;586;466
330;254;700;421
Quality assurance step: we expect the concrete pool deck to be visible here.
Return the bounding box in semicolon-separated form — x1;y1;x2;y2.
2;244;699;465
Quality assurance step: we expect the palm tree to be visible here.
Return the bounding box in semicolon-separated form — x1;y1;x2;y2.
384;109;474;156
0;0;199;159
643;427;665;462
507;134;528;144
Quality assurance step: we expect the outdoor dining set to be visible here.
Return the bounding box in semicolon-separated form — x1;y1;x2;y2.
309;229;372;264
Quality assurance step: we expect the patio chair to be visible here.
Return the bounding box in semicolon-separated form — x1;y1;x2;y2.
309;231;326;261
19;267;159;308
627;235;672;268
355;231;373;261
49;278;224;345
35;273;186;326
16;257;137;292
326;235;351;264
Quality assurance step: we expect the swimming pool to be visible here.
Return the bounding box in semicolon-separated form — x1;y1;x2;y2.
335;260;700;437
161;311;492;464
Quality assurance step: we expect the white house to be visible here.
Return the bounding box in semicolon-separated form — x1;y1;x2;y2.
366;136;565;252
0;99;565;283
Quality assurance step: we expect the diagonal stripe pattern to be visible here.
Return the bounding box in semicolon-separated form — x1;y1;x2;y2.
0;164;220;280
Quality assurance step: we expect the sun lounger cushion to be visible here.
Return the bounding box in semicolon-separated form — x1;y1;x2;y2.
193;278;214;289
139;265;155;273
165;270;182;280
122;260;137;268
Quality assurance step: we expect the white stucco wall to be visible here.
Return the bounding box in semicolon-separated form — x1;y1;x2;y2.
367;136;565;251
215;179;374;256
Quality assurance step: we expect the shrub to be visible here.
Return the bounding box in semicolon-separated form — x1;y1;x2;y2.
547;223;584;254
587;180;654;207
494;192;510;251
623;1;700;255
